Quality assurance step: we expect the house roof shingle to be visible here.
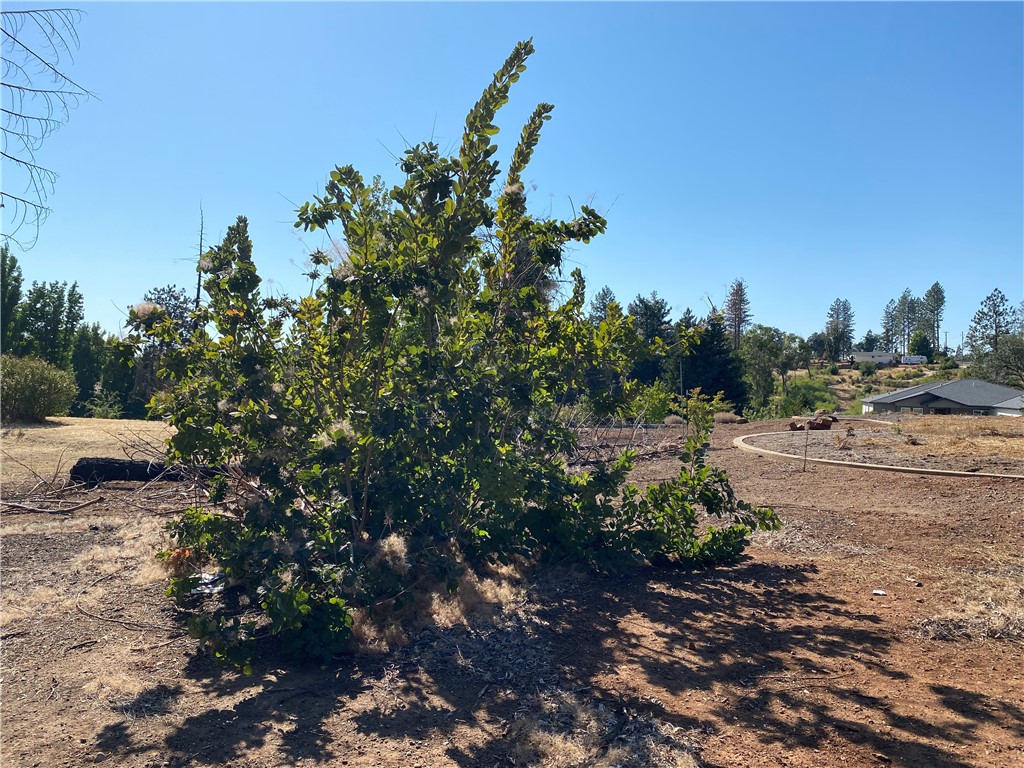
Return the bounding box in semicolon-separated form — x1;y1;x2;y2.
861;379;1024;409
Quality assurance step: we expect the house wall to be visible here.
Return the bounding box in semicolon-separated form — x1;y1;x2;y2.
868;394;982;415
994;407;1022;417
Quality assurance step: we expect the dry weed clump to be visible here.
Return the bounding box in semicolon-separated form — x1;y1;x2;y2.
753;517;874;557
506;689;700;768
917;563;1024;644
0;586;77;627
712;412;744;424
349;547;529;653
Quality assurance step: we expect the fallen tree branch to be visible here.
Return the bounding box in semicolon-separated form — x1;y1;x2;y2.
0;495;104;514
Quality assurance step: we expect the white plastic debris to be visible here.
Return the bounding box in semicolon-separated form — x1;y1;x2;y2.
872;589;887;596
190;572;224;596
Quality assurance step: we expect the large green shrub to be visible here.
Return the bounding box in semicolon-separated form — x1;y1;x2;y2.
778;377;840;416
623;379;675;423
1;355;77;422
136;42;778;667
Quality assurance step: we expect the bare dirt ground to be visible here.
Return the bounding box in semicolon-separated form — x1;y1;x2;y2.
1;418;1022;767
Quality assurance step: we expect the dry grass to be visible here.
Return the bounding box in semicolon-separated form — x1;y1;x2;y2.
0;512;168;627
350;556;528;653
857;415;1024;462
916;560;1024;644
506;689;700;768
0;585;76;627
713;412;744;424
1;417;172;487
899;414;1024;439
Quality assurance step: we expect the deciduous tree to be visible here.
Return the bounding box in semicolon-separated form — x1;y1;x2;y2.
133;42;777;667
1;244;23;350
11;279;83;366
2;8;92;249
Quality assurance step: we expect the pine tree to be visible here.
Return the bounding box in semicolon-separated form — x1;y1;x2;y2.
880;299;897;353
892;289;919;355
823;298;855;361
920;282;945;351
627;291;672;385
587;285;617;325
672;313;747;408
723;278;752;350
966;288;1019;357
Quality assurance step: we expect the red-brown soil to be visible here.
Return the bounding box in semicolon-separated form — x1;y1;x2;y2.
1;419;1022;767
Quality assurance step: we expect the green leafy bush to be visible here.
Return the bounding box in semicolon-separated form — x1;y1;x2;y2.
778;378;840;417
623;380;675;423
742;403;778;421
135;43;778;667
85;388;124;419
0;355;76;423
859;361;877;377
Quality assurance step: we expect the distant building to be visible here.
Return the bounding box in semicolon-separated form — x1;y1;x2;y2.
861;380;1024;417
851;351;897;366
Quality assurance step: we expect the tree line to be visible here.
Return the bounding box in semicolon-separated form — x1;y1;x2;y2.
2;246;1021;425
1;243;194;419
581;277;1023;420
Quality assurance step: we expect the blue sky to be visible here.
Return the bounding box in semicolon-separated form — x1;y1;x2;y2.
4;2;1022;346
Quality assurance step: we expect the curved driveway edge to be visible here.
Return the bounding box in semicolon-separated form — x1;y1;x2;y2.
732;431;1024;480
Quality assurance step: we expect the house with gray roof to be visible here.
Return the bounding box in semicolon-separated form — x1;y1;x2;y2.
861;379;1024;417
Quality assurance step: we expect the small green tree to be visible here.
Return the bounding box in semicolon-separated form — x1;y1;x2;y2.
1;244;23;351
70;322;107;414
908;330;934;362
9;279;83;367
135;42;777;667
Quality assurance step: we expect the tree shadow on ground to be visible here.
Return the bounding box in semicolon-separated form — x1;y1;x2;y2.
93;560;1020;767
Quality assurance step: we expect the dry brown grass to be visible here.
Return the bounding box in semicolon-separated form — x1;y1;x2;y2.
1;417;172;487
349;551;528;653
916;559;1024;644
900;414;1024;439
712;412;744;424
0;512;168;627
506;688;700;768
864;415;1024;462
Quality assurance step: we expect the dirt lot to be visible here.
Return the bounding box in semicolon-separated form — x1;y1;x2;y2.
1;419;1022;767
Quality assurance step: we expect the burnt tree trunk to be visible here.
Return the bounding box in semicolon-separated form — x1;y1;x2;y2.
70;458;216;487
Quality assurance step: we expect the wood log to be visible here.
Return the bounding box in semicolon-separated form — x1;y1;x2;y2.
69;458;215;487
